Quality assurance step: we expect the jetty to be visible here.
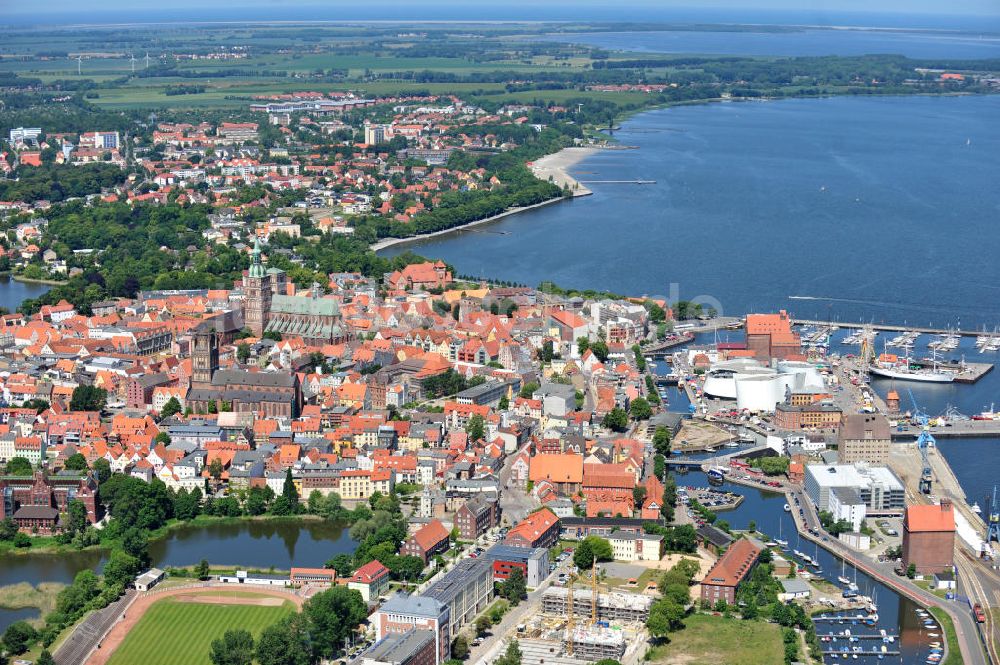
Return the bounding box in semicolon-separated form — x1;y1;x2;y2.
795;318;998;338
577;179;656;184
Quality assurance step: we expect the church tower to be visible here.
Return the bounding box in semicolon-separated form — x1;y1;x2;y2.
191;328;219;388
244;238;272;337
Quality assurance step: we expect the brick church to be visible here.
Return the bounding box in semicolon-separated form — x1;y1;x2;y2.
185;327;302;417
243;238;345;345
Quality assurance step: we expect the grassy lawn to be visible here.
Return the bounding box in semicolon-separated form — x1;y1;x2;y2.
634;566;662;590
106;595;295;665
928;607;965;665
645;614;785;665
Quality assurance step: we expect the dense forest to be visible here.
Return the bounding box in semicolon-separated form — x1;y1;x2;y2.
0;163;128;203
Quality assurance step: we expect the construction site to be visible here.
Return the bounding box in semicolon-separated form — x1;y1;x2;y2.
540;587;652;623
503;580;652;665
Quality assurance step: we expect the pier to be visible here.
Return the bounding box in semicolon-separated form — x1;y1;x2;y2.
577;179;657;184
820;648;901;656
795;318;995;338
644;333;695;358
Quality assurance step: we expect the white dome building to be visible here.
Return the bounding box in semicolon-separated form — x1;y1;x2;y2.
703;358;826;412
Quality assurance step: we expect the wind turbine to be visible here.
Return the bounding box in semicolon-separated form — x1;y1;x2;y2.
75;55;83;75
145;52;150;69
130;53;137;73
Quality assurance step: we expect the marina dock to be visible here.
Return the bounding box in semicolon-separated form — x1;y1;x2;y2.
794;319;994;337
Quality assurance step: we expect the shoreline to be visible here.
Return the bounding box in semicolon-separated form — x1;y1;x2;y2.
10;274;66;286
0;513;335;559
371;194;571;253
528;146;598;196
371;146;598;254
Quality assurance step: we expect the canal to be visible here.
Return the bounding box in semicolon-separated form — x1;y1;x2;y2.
0;519;356;631
677;471;940;665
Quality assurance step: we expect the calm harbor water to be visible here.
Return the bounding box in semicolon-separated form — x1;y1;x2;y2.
679;473;935;665
381;94;1000;330
677;328;998;523
0;520;355;631
540;28;1000;59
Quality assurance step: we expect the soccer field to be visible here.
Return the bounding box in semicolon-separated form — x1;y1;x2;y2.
105;593;296;665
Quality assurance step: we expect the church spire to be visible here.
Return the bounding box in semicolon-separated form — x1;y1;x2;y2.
249;237;266;279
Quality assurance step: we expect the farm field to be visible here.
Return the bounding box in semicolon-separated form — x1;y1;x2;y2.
104;591;296;665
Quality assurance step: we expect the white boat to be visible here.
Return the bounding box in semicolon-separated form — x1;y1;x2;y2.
868;366;954;383
783;503;791;512
776;539;789;549
972;502;982;514
838;576;851;586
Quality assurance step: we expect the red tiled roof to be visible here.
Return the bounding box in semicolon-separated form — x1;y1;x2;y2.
905;502;955;533
703;538;761;588
351;560;390;584
506;508;558;543
529;454;583;484
410;519;449;552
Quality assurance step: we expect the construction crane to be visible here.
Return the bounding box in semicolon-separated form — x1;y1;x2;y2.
907;388;935;494
565;571;577;656
590;562;598;625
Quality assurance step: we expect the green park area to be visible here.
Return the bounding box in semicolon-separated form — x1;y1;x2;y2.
645;613;786;665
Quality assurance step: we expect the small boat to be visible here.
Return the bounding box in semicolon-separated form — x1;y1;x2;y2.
972;502;982;514
838;576;851;586
765;540;779;548
776;539;789;549
783;503;791;512
927;632;939;637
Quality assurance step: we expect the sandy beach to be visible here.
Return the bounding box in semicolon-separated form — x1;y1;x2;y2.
529;146;598;197
369;146;598;254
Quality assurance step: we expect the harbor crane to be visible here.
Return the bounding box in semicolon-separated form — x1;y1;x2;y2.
906;388;935;494
987;485;1000;545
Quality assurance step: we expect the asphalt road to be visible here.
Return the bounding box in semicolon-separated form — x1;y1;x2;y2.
497;441;537;527
469;556;573;665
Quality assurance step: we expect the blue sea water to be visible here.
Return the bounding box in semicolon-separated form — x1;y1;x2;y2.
540;28;1000;59
382;94;1000;329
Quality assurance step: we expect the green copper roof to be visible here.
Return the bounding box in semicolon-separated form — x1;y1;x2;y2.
248;237;266;279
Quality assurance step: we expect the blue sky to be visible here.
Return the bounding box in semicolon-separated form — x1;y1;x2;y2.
6;0;999;17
